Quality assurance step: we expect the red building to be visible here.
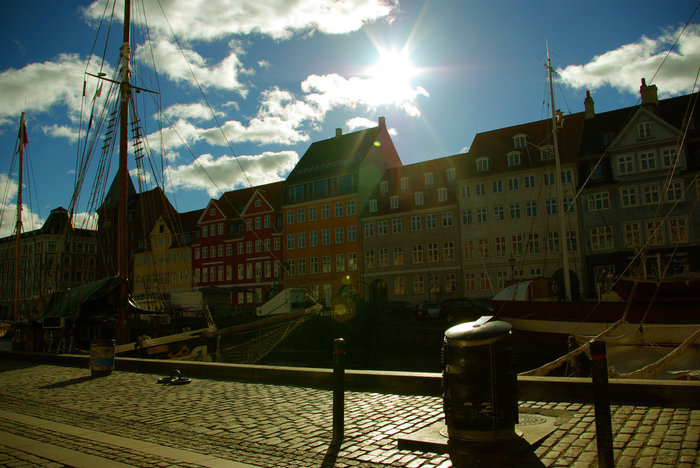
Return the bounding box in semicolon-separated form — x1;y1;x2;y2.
192;182;285;314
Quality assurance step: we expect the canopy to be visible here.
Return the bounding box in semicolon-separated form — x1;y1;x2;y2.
41;276;122;320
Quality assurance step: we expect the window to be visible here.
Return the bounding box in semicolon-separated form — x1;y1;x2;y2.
476;208;487;223
476;183;486;195
442;211;454;227
424;173;434;186
323;255;332;273
513;134;527;149
379;248;389;267
561;170;573;184
669;218;687;242
465;273;476;291
414;275;425;294
364;223;374;237
590;225;614;250
507;152;521;167
346;200;356;216
412;244;423;263
620;187;638;207
390;196;399;209
540;145;554;161
666;181;684;202
310;257;318;274
617;154;634;174
480;273;491;291
623;222;641;248
321;204;330;219
462;209;473;225
393;246;403;265
348;253;357;271
209;208;216;216
661;147;679;168
446;168;456;182
524;175;535;188
526;201;537;217
392;218;402;233
646;220;664;245
380;181;389;193
444;274;457;293
588;192;610;211
527;234;540;254
444;241;455;261
589;165;603;181
426;214;437;229
336;254;345;272
394;277;405;295
400;177;409;190
297;209;305;223
308;206;317;221
509;203;521;219
438;188;448;202
476;157;491;172
298;258;306;275
428;243;439;262
477;238;488;258
637;121;652;139
492;180;503;193
461;184;471;198
511;234;523;255
322;228;331;245
411;216;422;231
286;211;294;225
415;192;424;206
334;202;344;217
287;234;295;249
335;227;344;244
639;151;657;171
378;220;388;235
642;184;660;205
347;225;357;242
547;232;560;252
368;199;378;212
543;172;555;186
494;205;504;221
567;232;578;254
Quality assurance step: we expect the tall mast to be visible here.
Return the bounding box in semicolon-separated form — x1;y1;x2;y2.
13;112;27;322
547;45;572;301
117;0;131;343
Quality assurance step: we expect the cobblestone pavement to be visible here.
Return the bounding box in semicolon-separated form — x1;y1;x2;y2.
0;359;697;467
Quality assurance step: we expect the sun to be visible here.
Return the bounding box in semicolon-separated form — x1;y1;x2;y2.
367;47;418;87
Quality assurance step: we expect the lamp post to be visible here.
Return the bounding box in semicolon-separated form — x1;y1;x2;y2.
508;256;515;282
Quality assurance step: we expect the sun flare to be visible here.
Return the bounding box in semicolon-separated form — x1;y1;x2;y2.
367;48;418;86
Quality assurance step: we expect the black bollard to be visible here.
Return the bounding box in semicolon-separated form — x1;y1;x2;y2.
590;340;614;468
333;338;345;443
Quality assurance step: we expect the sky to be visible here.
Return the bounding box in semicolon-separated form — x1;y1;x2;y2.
1;0;699;237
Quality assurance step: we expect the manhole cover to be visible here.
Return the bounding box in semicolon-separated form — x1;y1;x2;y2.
518;414;547;426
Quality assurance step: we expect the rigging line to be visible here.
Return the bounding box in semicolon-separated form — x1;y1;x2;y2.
648;2;700;87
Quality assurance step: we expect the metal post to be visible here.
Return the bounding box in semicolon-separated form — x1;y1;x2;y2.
333;338;345;443
590;340;614;468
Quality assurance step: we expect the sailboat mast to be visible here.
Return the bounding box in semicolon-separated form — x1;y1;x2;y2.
117;0;131;343
547;47;572;301
13;112;26;322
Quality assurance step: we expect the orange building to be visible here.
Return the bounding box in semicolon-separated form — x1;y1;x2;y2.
282;118;402;308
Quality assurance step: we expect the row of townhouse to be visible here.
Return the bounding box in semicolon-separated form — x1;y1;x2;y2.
121;80;700;312
10;80;695;319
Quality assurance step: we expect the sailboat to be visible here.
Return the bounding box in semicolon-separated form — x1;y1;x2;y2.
490;50;700;380
7;0;320;362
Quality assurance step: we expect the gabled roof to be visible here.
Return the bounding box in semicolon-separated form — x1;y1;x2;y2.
99;173;137;212
241;181;284;216
466;112;586;176
286;126;383;182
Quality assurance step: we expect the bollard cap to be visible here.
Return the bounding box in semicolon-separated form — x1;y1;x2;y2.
444;320;512;347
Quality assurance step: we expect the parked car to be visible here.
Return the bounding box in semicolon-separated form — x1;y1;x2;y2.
381;301;416;322
417;301;442;320
439;298;493;323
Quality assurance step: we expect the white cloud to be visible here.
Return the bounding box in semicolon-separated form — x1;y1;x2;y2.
167;150;298;197
137;40;250;93
83;0;398;42
558;25;700;96
43;124;80;143
346;117;377;131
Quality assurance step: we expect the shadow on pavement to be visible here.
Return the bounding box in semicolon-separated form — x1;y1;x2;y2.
320;440;341;467
39;376;95;389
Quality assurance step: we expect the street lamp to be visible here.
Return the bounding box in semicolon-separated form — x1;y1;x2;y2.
508;256;515;282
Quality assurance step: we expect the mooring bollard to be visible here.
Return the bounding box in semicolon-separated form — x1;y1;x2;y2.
590;340;614;468
333;338;345;443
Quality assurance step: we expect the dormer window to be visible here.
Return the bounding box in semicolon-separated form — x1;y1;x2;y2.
540;145;554;161
506;152;521;167
513;134;527;149
637;121;652;139
380;181;388;193
476;157;491;172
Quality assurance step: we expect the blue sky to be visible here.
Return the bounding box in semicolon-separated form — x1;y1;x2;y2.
1;0;699;237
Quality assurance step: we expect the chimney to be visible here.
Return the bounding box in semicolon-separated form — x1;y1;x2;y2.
378;116;386;128
640;78;658;110
335;128;342;138
584;90;595;119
